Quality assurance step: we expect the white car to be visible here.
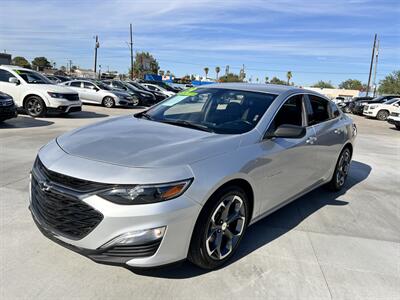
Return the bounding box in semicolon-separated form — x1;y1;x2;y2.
363;98;400;120
0;65;81;117
141;83;176;98
62;80;135;108
387;106;400;129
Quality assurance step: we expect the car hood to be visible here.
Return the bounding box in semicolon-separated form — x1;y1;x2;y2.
110;90;131;98
56;115;241;168
31;84;77;94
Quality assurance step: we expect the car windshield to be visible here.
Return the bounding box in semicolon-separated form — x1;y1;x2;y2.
94;81;112;90
384;98;399;104
14;69;53;84
139;88;277;134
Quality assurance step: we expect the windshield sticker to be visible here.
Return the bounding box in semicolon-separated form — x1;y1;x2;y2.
14;70;21;74
178;87;198;97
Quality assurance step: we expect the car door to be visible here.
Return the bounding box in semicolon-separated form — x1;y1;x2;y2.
0;69;23;106
306;94;345;181
82;82;101;104
256;94;321;214
67;81;86;102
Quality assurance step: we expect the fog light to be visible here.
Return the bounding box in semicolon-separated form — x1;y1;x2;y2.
100;226;166;249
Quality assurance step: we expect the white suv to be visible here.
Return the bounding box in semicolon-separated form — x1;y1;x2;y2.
0;65;81;117
363;98;400;120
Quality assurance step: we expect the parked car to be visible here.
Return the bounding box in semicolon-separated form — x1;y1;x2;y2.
61;80;135;108
351;95;399;115
44;75;62;84
126;80;167;102
347;96;373;114
387;107;400;129
102;79;156;106
54;75;71;83
0;65;81;117
141;83;176;97
0;92;17;122
30;84;356;270
363;98;400;120
140;79;181;93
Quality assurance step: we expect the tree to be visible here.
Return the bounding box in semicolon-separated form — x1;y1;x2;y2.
219;73;244;83
339;79;364;90
131;52;159;79
11;56;31;68
378;70;400;94
159;70;165;76
286;71;292;85
31;57;51;71
215;66;220;81
204;67;209;79
60;66;67;72
269;76;287;85
312;80;334;89
265;76;269;84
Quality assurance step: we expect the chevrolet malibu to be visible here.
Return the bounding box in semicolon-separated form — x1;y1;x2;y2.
30;84;356;270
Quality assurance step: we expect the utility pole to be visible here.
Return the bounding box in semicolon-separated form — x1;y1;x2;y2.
372;38;380;97
94;35;100;78
129;24;134;80
366;33;377;97
68;59;73;75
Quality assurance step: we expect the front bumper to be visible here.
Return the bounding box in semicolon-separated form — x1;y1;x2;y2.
352;106;364;115
0;105;18;120
29;160;202;268
363;110;376;117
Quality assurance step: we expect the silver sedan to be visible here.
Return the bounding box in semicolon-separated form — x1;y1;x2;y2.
29;83;356;270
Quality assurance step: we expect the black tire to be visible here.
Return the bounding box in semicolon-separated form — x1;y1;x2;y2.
395;125;400;130
24;96;47;117
376;110;389;121
132;95;140;107
328;147;352;191
102;96;115;108
343;106;351;113
188;186;249;270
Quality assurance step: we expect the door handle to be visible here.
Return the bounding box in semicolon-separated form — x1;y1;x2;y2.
306;136;317;144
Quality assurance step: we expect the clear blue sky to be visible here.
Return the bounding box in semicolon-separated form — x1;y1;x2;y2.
1;0;399;86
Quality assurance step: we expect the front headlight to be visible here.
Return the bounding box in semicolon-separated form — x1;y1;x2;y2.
369;105;377;109
47;92;65;99
98;179;193;205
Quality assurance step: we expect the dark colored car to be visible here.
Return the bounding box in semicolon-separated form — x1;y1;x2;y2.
102;80;156;106
0;92;18;122
139;79;181;93
126;80;167;102
351;95;399;115
54;75;71;82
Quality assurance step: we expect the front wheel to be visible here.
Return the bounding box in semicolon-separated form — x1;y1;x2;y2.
328;147;352;191
188;186;249;269
25;96;47;117
102;97;115;108
376;110;389;121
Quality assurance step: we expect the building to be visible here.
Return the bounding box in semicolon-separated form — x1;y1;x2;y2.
73;68;96;79
304;87;360;99
0;53;12;65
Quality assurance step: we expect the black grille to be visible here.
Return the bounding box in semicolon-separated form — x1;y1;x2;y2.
64;93;79;101
101;240;161;258
31;176;103;240
35;158;111;193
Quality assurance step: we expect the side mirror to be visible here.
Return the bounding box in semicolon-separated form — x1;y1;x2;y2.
9;77;20;85
265;124;306;139
394;103;399;107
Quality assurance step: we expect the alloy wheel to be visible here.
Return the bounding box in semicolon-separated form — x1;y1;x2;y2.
103;97;114;108
336;150;351;187
132;97;140;106
205;195;246;260
26;98;44;117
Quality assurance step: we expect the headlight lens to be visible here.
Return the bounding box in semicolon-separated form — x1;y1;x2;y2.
47;92;65;99
369;105;377;109
98;179;193;205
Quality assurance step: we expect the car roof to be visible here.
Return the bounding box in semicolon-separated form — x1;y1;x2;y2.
200;83;308;96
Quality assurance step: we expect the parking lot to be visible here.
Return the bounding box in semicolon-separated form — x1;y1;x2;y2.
1;106;399;299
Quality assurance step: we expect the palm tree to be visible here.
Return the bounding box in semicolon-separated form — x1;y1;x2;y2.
265;76;269;84
215;66;220;81
286;71;292;85
204;67;209;79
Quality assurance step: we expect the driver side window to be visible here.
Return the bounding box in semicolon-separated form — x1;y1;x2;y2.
268;94;304;133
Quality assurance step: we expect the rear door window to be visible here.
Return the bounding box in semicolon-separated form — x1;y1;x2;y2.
306;95;331;125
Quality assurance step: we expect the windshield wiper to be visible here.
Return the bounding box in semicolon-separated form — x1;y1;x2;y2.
161;119;213;132
137;112;153;120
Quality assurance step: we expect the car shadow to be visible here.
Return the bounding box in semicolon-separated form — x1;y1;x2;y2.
58;111;109;119
0;116;54;129
129;160;371;278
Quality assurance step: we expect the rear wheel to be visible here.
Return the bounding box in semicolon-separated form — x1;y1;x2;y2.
395;125;400;130
132;96;140;107
188;186;249;269
328;147;352;191
376;110;389;121
24;96;46;117
102;97;115;108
